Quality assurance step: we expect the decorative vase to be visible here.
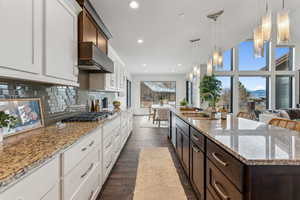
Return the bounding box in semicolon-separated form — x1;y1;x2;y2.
209;107;217;120
113;102;121;111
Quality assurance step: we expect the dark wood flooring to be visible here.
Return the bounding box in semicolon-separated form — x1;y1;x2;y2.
97;116;197;200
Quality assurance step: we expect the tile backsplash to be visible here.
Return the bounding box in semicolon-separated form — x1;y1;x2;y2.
0;79;117;125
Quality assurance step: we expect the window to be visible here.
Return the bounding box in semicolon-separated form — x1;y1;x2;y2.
239;77;267;112
238;40;268;71
275;47;293;71
216;76;232;112
215;49;232;71
140;81;176;108
276;76;292;109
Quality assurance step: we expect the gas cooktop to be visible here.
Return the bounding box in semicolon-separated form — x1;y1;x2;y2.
62;112;114;122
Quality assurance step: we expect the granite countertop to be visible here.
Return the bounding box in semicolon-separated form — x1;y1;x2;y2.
0;112;122;192
173;109;300;165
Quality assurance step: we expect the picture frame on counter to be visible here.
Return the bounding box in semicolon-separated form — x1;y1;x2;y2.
0;98;44;138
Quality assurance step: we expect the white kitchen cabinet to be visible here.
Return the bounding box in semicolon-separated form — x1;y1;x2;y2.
41;184;60;200
0;0;81;86
0;0;42;74
44;0;81;82
0;157;60;200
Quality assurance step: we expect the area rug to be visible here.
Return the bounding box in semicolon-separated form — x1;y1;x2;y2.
133;148;187;200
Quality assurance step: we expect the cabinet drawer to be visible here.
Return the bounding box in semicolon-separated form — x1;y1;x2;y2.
103;117;120;139
207;160;242;200
175;116;189;134
103;134;113;152
1;157;59;200
64;148;98;200
72;164;100;200
190;127;205;151
207;140;244;192
63;129;101;175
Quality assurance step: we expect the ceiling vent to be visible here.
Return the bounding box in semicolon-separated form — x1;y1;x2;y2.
190;38;201;48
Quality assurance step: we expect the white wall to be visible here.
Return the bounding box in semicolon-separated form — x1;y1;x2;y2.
132;74;186;115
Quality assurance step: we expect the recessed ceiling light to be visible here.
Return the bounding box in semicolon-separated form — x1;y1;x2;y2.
177;64;182;67
129;1;139;9
142;64;147;67
137;39;144;44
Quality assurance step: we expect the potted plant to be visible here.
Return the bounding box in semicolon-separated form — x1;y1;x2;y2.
0;111;17;143
112;101;121;111
199;75;222;119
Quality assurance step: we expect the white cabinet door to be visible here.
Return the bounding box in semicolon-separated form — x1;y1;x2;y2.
0;0;42;74
44;0;80;82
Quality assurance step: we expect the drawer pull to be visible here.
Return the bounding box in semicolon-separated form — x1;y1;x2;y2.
81;147;87;152
89;140;95;147
213;180;230;200
192;134;199;141
192;145;200;153
106;160;112;169
80;163;94;179
212;152;228;167
105;141;112;149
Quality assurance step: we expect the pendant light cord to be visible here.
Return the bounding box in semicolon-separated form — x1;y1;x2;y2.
282;0;285;9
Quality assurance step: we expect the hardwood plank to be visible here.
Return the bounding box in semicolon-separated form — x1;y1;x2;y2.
97;116;197;200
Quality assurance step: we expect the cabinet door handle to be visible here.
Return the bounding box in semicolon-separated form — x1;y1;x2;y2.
212;152;228;167
213;180;230;200
89;140;95;147
81;147;87;152
105;141;112;149
80;163;94;179
192;134;199;141
106;160;112;169
192;145;200;153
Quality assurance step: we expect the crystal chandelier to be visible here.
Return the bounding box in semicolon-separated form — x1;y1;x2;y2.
253;25;264;58
277;0;290;44
261;0;272;42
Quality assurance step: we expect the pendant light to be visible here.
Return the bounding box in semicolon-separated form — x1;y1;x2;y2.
207;10;224;68
254;25;264;58
253;0;264;58
261;0;272;42
207;58;213;76
277;0;290;44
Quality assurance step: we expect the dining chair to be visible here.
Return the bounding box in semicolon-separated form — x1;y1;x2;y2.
269;118;300;131
148;107;154;121
156;109;169;128
237;112;256;120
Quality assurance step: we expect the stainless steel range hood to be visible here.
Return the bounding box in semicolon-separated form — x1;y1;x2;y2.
78;42;114;73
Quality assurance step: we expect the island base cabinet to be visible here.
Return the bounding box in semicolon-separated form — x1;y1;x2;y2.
176;128;183;160
190;143;205;200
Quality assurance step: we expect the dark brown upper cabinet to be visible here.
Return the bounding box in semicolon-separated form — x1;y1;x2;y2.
79;9;107;54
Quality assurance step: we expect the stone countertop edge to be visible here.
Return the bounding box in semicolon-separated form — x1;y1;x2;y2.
172;109;300;166
0;111;124;193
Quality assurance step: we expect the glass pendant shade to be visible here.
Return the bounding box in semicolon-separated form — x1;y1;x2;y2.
253;25;264;58
217;51;223;68
212;50;219;67
277;9;290;44
261;13;272;42
207;58;213;76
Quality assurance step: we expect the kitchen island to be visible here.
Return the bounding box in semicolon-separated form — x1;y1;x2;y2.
170;109;300;200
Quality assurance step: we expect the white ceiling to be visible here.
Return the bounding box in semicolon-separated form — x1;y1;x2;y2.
90;0;300;75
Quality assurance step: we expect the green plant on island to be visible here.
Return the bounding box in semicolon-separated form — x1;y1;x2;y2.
199;75;222;110
180;98;188;106
0;111;17;129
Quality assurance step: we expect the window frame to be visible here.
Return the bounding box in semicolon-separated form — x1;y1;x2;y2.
139;81;177;108
213;40;296;114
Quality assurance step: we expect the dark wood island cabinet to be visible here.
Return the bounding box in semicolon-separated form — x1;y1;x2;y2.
170;109;300;200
